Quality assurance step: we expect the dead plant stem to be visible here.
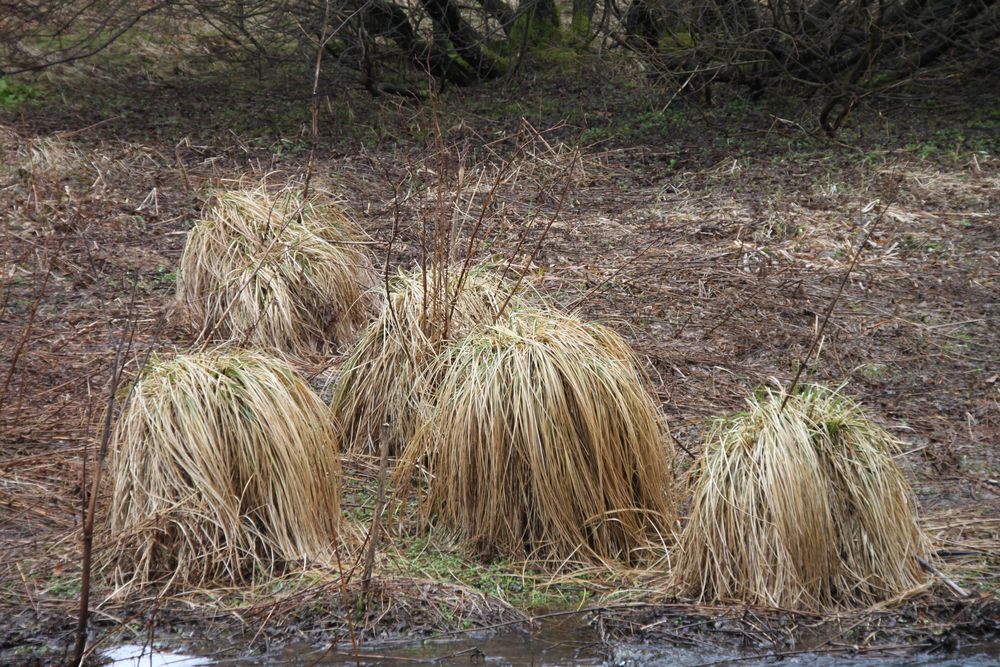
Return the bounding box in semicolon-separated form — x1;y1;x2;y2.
781;199;890;410
495;150;579;320
303;0;331;197
361;428;390;601
0;234;63;419
69;299;139;666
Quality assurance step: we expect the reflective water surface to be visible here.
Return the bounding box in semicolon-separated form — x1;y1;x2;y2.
103;618;999;666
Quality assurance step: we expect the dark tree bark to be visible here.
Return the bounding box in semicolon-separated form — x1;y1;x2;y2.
514;0;562;48
572;0;599;42
360;0;479;87
476;0;518;36
419;0;502;79
623;0;661;49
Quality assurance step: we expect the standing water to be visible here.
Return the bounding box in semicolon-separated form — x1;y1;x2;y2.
103;618;999;666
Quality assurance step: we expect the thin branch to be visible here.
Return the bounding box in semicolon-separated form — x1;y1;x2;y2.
781;198;891;409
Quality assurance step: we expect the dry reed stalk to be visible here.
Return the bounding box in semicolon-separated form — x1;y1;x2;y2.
330;265;533;456
405;308;676;566
18;135;81;180
106;349;342;592
671;385;928;611
176;184;378;357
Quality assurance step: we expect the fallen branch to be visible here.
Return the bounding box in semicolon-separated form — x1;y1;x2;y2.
916;556;970;599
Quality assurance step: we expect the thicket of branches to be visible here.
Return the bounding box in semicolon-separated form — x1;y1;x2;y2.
624;0;1000;133
1;1;997;131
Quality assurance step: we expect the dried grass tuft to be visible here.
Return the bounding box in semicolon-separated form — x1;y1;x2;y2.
671;384;928;611
330;264;532;455
177;185;377;357
405;308;676;566
18;136;81;180
107;349;342;591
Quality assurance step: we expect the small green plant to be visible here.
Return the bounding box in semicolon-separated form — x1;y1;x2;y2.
152;264;177;286
389;537;587;610
857;363;889;380
44;576;82;598
0;77;38;107
906;141;940;160
580;125;612;144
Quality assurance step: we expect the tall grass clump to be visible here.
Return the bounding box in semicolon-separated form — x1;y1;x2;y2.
330;264;533;456
672;385;927;611
177;185;377;357
405;308;675;566
107;350;342;591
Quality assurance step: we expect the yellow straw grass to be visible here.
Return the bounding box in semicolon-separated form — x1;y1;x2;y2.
671;385;928;611
107;350;342;591
330;265;532;456
177;185;377;357
405;308;676;566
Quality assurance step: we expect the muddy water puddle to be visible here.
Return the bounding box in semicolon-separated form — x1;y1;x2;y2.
103;618;1000;666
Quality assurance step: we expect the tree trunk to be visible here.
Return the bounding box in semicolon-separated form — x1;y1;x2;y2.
360;0;480;87
420;0;503;79
571;0;598;44
623;0;660;50
477;0;518;36
513;0;562;50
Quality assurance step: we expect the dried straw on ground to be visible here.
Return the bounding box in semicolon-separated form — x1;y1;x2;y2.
671;385;927;611
107;350;342;591
330;265;532;456
177;185;377;357
404;308;675;565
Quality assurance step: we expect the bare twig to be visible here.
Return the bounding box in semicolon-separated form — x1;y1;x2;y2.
781;199;891;410
495;149;580;320
361;427;391;601
303;0;332;197
0;234;64;420
69;293;141;667
916;556;970;598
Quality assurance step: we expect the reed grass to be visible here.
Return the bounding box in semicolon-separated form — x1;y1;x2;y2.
330;264;532;455
106;349;342;591
671;384;928;610
405;308;676;566
176;184;377;357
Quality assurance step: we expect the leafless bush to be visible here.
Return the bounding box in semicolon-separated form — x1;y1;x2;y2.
1;0;996;129
615;0;1000;132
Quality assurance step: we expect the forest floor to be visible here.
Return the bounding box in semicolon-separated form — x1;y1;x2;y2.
1;34;998;665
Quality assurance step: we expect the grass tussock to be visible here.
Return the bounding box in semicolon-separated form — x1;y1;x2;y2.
107;349;342;591
671;385;928;611
404;308;675;566
177;184;377;357
330;265;532;455
18;136;81;180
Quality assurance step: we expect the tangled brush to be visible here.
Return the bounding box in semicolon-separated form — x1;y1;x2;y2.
330;264;533;456
404;308;676;566
177;185;377;357
107;350;342;591
671;385;928;611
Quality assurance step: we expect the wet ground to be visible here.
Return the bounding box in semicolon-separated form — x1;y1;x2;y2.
102;619;1000;666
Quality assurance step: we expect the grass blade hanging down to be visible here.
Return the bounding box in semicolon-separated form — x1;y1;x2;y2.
330;264;536;456
405;308;676;566
106;350;342;592
177;184;378;357
671;385;928;611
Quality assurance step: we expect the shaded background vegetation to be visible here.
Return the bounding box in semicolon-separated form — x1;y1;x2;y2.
1;0;998;132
